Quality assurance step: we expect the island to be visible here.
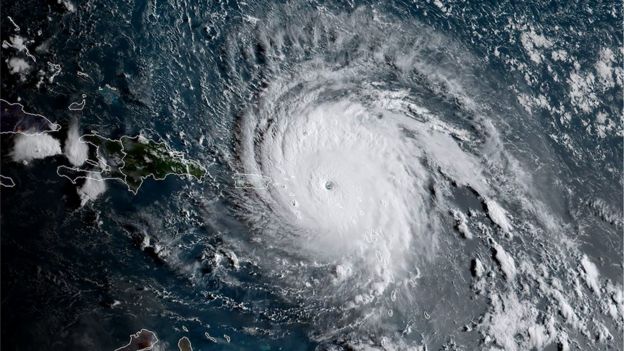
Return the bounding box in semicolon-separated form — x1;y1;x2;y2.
1;99;62;187
114;329;194;351
57;133;207;194
177;336;193;351
1;99;207;197
0;175;16;188
0;99;60;135
114;329;159;351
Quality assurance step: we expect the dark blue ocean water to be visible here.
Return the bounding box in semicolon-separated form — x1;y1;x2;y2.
1;0;622;350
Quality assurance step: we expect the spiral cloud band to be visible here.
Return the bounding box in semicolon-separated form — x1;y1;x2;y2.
228;4;500;324
205;5;624;349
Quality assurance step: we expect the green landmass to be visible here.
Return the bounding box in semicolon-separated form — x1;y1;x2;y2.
58;133;207;193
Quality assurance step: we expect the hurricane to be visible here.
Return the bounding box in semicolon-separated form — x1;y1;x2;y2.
199;5;622;349
2;0;622;350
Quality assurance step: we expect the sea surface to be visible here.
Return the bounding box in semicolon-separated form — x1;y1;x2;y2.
1;0;622;350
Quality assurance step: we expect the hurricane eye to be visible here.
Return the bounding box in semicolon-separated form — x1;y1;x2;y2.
324;180;334;190
220;4;615;350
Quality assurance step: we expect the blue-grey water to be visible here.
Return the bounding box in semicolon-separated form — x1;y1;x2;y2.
1;0;622;350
